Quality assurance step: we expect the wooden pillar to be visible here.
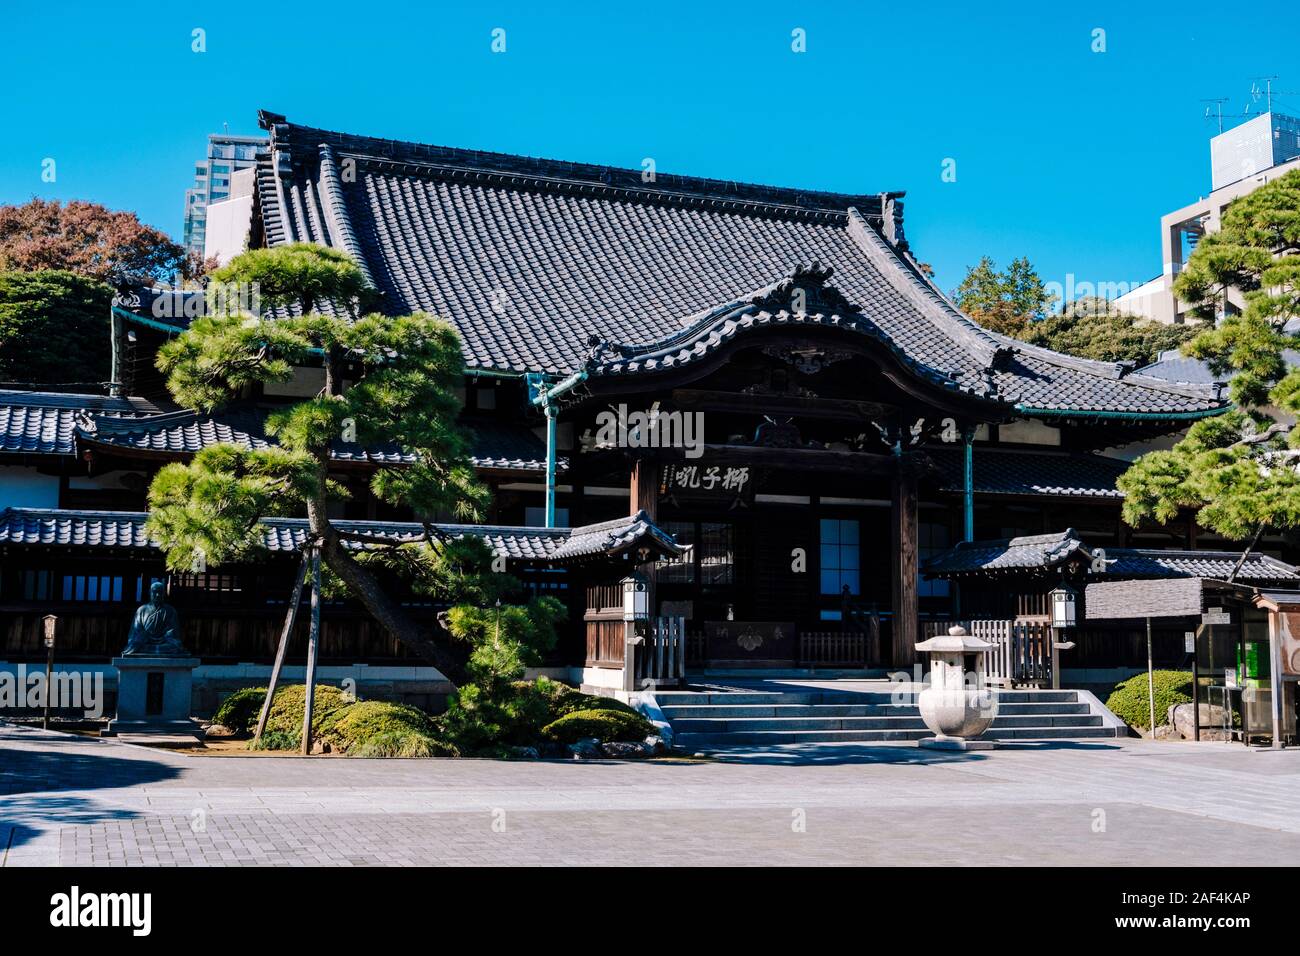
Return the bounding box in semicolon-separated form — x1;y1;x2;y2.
629;458;658;520
629;457;660;620
891;462;919;669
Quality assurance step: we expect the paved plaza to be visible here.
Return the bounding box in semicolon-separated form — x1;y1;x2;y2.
2;720;1299;866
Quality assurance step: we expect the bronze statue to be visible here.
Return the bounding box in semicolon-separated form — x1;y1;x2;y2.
123;581;187;656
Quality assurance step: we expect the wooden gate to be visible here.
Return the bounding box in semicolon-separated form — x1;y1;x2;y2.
923;619;1054;688
632;616;686;687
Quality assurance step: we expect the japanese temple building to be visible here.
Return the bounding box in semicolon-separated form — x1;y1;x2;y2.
4;110;1289;700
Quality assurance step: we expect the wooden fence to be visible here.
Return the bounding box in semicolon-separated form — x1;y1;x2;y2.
683;622;881;669
799;629;876;667
633;616;687;686
923;619;1053;688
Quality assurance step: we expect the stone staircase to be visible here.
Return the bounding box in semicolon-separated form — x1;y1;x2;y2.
655;686;1127;749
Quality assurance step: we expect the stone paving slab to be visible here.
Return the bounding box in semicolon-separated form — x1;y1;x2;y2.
4;721;1300;866
53;804;1300;867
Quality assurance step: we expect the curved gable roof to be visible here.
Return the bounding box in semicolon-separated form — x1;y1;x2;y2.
249;113;1227;420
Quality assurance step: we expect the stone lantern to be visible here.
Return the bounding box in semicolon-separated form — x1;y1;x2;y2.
914;625;999;751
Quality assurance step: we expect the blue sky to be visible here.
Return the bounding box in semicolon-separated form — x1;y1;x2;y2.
1;1;1295;295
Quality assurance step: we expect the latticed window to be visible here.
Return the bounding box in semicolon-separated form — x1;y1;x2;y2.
657;521;696;583
698;522;734;585
61;574;126;603
656;521;734;585
22;569;54;601
918;522;950;598
819;518;860;596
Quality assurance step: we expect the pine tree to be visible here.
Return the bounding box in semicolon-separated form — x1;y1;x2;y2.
146;243;558;685
1118;170;1300;555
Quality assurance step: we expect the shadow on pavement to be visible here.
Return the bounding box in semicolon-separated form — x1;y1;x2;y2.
0;726;182;857
703;739;1123;766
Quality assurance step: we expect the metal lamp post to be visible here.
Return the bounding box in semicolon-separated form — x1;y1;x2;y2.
42;614;58;730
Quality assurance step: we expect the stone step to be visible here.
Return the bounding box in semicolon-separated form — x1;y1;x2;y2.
996;702;1090;716
674;724;1122;748
660;704;912;718
659;701;1093;720
669;713;1102;733
982;725;1122;740
671;716;932;732
653;689;1081;706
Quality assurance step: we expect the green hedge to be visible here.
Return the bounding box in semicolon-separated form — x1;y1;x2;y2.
542;708;654;744
214;680;643;755
521;678;639;720
211;687;267;734
1106;670;1193;730
327;700;456;757
255;684;355;747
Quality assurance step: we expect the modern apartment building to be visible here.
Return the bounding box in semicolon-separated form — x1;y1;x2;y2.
1116;111;1300;325
181;133;267;259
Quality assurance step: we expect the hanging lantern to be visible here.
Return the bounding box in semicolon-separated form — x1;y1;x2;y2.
1050;585;1078;628
621;572;650;622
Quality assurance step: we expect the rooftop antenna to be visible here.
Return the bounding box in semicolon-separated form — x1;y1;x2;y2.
1252;76;1279;113
1202;98;1229;133
223;121;230;134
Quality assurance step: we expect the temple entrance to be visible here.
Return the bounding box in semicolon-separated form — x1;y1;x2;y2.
653;488;893;670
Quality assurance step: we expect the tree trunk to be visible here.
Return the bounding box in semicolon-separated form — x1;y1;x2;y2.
305;454;468;687
318;528;468;686
1227;523;1266;584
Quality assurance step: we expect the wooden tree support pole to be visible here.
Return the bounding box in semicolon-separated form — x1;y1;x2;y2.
1146;617;1156;738
301;548;322;756
254;550;311;744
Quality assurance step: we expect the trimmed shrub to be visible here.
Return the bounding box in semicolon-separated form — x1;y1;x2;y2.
1106;670;1193;730
211;687;267;734
248;729;298;751
346;732;458;758
327;700;455;757
532;681;639;720
259;684;354;744
542;708;654;744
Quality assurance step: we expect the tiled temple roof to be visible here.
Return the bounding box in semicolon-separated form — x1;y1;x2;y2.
926;447;1130;499
549;512;683;562
243;112;1227;419
0;508;681;565
923;528;1300;583
0;391;558;474
0;390;158;455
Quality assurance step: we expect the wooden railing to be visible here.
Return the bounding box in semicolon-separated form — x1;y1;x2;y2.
800;630;873;667
632;616;686;686
682;626;880;668
923;619;1053;688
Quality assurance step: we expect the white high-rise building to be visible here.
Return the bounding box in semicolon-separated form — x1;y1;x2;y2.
182;134;267;259
1115;112;1300;326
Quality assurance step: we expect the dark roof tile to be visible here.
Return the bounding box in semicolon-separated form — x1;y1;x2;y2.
75;407;561;473
244;116;1227;419
0;508;681;565
923;528;1299;583
0;391;157;455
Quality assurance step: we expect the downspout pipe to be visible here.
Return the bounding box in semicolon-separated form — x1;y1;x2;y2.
108;305;120;397
962;427;975;542
544;404;558;528
529;368;589;528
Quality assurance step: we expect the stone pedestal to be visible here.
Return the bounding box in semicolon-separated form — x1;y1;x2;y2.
105;656;203;740
918;735;996;752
